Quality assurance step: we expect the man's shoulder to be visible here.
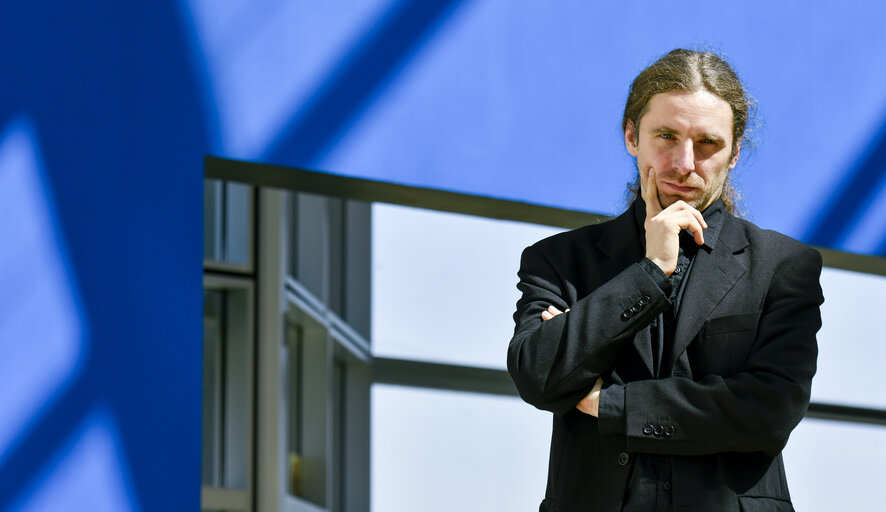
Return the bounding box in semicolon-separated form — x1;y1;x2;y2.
530;222;607;250
729;216;821;262
528;210;631;254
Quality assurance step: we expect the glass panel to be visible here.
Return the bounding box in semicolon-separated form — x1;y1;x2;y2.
371;384;551;511
202;290;223;487
371;203;563;369
204;180;224;261
332;359;346;512
812;267;886;409
284;320;327;508
285;323;304;497
203;179;251;266
222;290;250;489
292;193;329;302
223;182;250;265
202;288;251;492
289;193;369;334
343;200;372;338
783;418;886;511
328;198;345;317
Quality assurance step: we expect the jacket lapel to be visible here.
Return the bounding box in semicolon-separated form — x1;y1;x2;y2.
596;205;655;377
670;214;749;364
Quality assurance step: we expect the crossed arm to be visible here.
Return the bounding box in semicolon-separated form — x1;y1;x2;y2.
509;236;822;456
509;170;822;455
541;165;708;417
542;305;602;416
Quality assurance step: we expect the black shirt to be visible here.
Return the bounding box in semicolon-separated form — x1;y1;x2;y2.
609;197;726;512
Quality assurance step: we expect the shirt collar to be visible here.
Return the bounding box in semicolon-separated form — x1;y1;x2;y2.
632;196;726;251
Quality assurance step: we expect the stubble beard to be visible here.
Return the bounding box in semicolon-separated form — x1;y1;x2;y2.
657;186;719;213
655;167;728;213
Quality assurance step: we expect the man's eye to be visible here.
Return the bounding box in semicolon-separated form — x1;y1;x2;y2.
700;138;715;144
659;133;674;140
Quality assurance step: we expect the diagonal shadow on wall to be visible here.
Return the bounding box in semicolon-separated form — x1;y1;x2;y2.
0;1;209;510
805;112;886;255
263;0;469;168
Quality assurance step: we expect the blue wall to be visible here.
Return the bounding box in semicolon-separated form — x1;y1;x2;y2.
184;0;886;253
2;1;885;510
0;3;204;510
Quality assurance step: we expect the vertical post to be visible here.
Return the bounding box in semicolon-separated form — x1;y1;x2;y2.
255;188;286;512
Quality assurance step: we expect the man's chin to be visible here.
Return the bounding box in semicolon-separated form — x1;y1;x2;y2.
658;192;702;210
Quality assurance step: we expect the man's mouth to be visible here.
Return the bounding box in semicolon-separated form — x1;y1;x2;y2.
660;181;696;194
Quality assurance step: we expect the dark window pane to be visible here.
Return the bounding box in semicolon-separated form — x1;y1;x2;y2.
202;290;224;487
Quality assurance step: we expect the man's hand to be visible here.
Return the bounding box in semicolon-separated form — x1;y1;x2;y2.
540;305;569;321
641;167;707;276
576;377;603;417
540;306;602;417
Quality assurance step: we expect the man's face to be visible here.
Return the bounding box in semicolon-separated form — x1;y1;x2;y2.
625;89;739;212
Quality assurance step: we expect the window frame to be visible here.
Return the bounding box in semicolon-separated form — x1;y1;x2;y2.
201;273;256;512
206;155;886;512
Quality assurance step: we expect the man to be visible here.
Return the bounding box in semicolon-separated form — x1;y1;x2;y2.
507;49;823;512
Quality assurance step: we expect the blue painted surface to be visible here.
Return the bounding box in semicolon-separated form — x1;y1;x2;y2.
10;409;140;512
0;118;87;468
1;1;885;510
183;0;886;251
0;3;203;510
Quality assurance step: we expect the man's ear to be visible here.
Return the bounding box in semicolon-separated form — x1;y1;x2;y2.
624;120;639;157
728;142;741;169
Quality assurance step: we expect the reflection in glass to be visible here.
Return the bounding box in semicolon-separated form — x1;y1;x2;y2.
204;179;251;265
201;288;250;493
332;358;346;509
202;290;223;487
285;322;303;498
283;319;328;508
204;180;222;262
289;192;346;316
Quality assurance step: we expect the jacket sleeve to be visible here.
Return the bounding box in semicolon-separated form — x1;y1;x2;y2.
598;245;823;456
507;243;672;416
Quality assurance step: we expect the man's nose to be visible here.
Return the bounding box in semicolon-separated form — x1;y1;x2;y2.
673;140;695;173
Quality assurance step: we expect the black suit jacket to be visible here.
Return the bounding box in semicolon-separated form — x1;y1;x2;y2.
507;201;823;512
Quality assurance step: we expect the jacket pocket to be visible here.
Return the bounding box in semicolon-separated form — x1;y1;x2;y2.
693;311;762;376
738;495;795;512
704;311;761;335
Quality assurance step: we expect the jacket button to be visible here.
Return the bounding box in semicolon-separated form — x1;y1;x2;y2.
621;310;633;320
638;295;650;305
617;452;630;466
663;481;672;491
664;426;675;438
630;305;641;314
653;425;664;437
642;424;654;435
